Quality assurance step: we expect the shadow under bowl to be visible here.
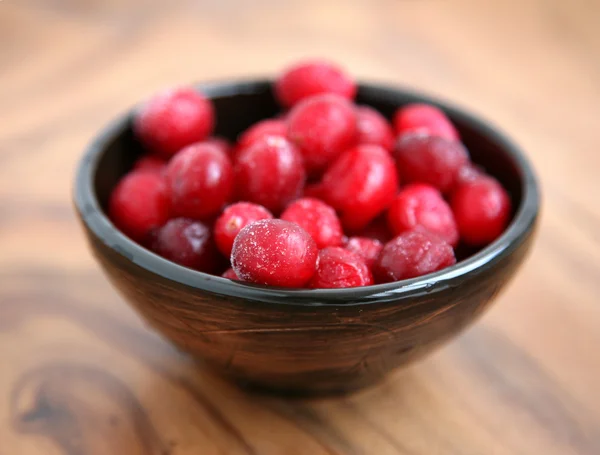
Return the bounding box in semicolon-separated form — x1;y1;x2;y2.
74;80;540;396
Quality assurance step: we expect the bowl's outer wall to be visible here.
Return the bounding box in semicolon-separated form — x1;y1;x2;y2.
85;226;534;393
76;81;539;394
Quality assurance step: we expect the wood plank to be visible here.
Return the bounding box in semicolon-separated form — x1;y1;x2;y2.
1;0;599;453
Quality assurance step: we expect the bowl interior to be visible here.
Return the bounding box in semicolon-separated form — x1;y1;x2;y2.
78;80;539;305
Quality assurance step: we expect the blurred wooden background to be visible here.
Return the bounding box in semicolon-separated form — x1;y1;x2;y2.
1;0;600;454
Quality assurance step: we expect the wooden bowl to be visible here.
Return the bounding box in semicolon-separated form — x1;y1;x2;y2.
73;80;540;396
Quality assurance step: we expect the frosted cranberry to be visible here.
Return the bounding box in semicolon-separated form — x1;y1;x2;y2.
214;202;273;256
275;60;356;108
387;183;459;246
234;136;306;213
222;268;239;280
393;103;459;141
281;198;343;249
344;237;383;269
320;144;398;231
287;94;358;174
451;177;511;246
309;247;373;289
151;218;220;273
237;119;287;149
373;230;456;282
133;155;166;174
356;106;394;151
203;137;232;155
394;134;468;193
165;143;233;220
109;171;170;243
134;87;214;158
231;219;318;288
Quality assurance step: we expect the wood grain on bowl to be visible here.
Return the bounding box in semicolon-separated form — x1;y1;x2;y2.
84;224;534;394
3;1;600;454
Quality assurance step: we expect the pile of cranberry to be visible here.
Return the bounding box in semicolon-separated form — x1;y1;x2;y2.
109;60;511;289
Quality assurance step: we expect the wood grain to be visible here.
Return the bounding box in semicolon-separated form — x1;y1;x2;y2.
1;0;599;453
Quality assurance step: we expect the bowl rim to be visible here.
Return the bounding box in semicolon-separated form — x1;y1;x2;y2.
74;79;540;307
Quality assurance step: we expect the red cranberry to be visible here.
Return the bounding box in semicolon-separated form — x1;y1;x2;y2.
165;143;233;220
309;247;373;289
373;230;456;282
133;155;166;174
150;218;221;273
231;219;318;288
287;94;358;174
344;237;383;269
237;119;287;150
203;137;232;155
214;202;273;257
394;134;468;193
109;171;170;243
234;136;306;213
387;183;459;246
451;177;511;246
275;60;356;108
281;198;344;249
393;103;459;141
356;106;394;151
134;87;214;158
222;268;239;280
320;144;398;231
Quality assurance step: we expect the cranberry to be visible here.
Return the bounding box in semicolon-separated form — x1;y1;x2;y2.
165;143;233;220
320;144;398;231
281;198;343;249
309;247;373;289
203;137;232;155
344;237;383;269
393;103;459;141
231;219;318;288
287;94;358;174
108;171;170;243
356;106;394;151
237;119;287;150
387;183;459;246
234;136;306;213
275;60;356;108
214;202;273;257
133;155;166;174
394;134;468;193
373;230;456;282
134;87;214;158
150;218;221;273
222;268;239;280
451;177;511;246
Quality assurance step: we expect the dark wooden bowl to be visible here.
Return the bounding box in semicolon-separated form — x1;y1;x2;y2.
73;80;540;396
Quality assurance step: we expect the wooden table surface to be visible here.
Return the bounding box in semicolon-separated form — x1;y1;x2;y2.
2;0;600;453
